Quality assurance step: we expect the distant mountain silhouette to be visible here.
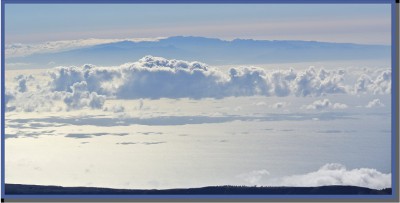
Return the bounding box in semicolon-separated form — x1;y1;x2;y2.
7;36;391;67
7;36;390;69
5;183;391;195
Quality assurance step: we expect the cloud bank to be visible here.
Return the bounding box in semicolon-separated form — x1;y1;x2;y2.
48;56;365;99
5;56;391;111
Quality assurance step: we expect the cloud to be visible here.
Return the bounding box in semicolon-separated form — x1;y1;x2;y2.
48;64;112;93
354;70;391;94
270;102;289;109
5;90;15;110
5;62;31;69
115;56;229;99
225;67;270;97
372;70;391;94
366;99;385;108
6;38;164;58
62;81;106;110
254;101;267;106
291;68;347;97
14;74;34;93
104;104;125;113
305;99;348;110
270;163;391;190
238;170;270;185
6;88;58;112
5;56;391;112
47;56;351;100
268;69;296;97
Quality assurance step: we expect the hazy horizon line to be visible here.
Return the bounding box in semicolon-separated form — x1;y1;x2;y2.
6;35;390;59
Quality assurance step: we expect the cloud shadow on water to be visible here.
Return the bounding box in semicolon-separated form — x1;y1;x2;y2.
142;142;166;145
10;112;356;128
5;130;56;139
116;142;137;145
6;112;356;140
316;130;357;134
65;133;128;139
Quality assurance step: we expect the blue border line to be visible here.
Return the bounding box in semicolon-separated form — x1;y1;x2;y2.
390;1;398;201
2;0;396;3
1;0;5;198
1;194;395;199
1;0;398;201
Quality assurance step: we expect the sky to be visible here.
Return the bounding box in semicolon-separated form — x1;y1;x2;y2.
5;4;391;45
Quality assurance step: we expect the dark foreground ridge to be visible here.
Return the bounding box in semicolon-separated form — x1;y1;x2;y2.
5;184;391;195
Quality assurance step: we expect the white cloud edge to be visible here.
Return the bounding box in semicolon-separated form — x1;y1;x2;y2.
366;98;385;108
238;163;391;190
304;99;348;110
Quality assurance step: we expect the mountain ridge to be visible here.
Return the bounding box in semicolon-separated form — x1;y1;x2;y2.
7;36;391;69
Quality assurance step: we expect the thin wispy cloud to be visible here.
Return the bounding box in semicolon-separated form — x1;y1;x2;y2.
6;37;164;58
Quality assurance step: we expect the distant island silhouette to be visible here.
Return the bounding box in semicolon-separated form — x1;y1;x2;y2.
8;36;390;69
5;184;391;195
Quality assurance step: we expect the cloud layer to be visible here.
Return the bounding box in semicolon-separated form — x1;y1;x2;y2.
48;56;387;99
5;56;391;111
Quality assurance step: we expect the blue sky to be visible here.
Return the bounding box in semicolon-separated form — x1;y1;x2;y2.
5;4;391;45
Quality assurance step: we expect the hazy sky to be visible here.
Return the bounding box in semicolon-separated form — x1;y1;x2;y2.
5;4;391;45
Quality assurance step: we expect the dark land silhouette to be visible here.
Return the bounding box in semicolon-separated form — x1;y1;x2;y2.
5;184;391;195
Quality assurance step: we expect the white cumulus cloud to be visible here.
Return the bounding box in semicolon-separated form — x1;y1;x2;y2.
305;99;348;110
292;68;347;97
5;56;391;112
270;163;391;190
14;74;34;93
354;70;391;95
63;81;106;110
366;99;385;108
47;56;352;100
